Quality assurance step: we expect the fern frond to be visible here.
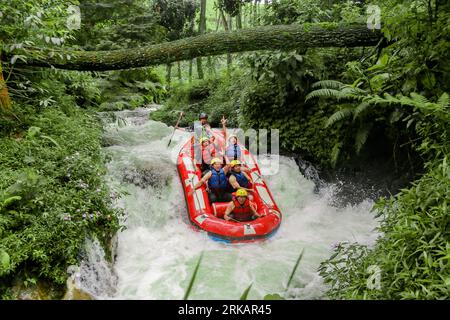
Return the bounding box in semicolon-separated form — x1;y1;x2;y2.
330;142;342;168
366;96;382;105
353;102;370;121
305;89;343;102
410;92;429;106
382;93;400;105
398;95;415;107
340;86;365;100
437;93;449;108
325;108;354;127
311;80;345;89
355;124;373;155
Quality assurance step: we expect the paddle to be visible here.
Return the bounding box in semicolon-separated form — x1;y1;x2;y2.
167;111;184;147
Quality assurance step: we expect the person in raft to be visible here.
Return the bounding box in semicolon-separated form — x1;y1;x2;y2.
228;160;253;196
194;112;213;140
189;157;232;203
224;189;260;222
221;116;243;164
177;112;213;140
197;136;216;173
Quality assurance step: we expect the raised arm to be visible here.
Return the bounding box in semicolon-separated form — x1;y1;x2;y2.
221;116;227;155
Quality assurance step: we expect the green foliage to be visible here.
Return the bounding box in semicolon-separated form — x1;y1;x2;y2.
239;49;353;167
96;68;167;111
239;283;252;300
263;0;364;25
150;71;243;127
0;107;123;295
183;251;203;300
75;0;165;50
286;249;304;289
154;0;199;40
319;156;450;299
315;0;450;294
263;293;284;300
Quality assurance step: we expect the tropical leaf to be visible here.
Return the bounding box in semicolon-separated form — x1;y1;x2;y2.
355;124;373;154
239;283;253;300
353;102;370;121
410;92;429;106
286;249;304;289
331;142;342;168
183;251;203;300
263;293;285;300
0;250;10;275
367;95;389;106
2;196;22;208
437;93;449;108
383;93;400;104
41;135;61;148
305;88;344;102
311;80;345;89
325;108;353;127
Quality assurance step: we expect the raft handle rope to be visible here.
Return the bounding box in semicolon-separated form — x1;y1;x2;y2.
189;158;206;215
252;171;281;219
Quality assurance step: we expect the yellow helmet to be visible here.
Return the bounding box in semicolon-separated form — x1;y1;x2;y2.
230;160;241;167
236;189;248;197
200;136;209;144
210;158;222;165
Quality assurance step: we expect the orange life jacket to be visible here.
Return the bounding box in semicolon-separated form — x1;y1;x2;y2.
231;193;255;221
201;144;215;164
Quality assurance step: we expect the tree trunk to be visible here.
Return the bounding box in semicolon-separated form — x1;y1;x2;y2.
188;60;193;83
196;0;207;79
0;58;12;110
177;61;182;81
236;2;243;30
215;1;220;32
166;63;172;86
227;14;233;71
253;0;258;25
13;25;383;71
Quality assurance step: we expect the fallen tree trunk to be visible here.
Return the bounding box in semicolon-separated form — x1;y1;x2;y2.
13;24;382;71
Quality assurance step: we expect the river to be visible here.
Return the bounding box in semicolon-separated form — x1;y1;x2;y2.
76;107;379;300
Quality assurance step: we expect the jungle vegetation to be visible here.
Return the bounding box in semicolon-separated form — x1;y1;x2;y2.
0;0;448;299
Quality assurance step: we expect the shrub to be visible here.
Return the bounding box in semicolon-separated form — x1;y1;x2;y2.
0;107;123;297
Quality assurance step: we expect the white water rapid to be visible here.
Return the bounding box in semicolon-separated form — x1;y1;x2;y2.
77;107;379;300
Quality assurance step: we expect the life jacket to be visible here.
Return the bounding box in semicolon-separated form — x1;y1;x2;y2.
226;144;241;160
201;144;215;165
231;194;255;221
230;171;250;189
208;168;228;191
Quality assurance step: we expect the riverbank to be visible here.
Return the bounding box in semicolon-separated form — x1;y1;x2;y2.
0;106;123;299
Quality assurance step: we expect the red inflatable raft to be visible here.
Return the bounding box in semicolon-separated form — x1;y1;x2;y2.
177;129;282;243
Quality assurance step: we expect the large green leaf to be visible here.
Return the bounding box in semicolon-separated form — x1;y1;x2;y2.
239;283;253;300
0;250;10;274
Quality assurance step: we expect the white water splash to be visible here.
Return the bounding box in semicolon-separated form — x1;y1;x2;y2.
82;108;379;300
